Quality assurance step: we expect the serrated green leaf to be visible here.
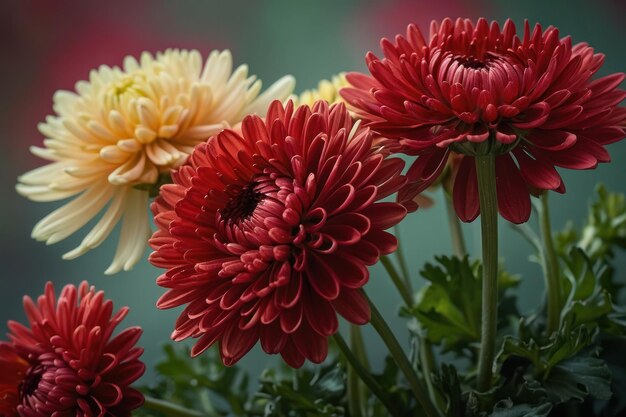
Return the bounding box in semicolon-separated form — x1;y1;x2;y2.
555;185;626;297
250;364;347;417
544;349;612;403
598;337;626;416
497;337;542;373
559;249;626;336
414;256;482;353
579;185;626;261
490;402;552;417
140;344;248;416
435;364;463;417
410;256;517;355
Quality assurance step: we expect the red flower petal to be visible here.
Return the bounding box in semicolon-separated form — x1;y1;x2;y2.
514;148;563;191
331;288;370;324
496;154;531;223
293;325;328;364
260;321;288;354
221;326;259;366
279;303;303;334
280;339;305;368
0;283;144;416
306;252;341;300
303;294;339;337
341;19;626;225
453;156;480;222
149;100;422;367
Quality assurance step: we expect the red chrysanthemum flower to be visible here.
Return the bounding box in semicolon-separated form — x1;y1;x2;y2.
0;282;145;417
341;18;626;223
149;100;407;367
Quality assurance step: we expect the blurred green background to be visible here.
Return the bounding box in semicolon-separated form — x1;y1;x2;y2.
1;0;625;382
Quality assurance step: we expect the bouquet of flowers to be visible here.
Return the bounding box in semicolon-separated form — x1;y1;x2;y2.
3;17;626;417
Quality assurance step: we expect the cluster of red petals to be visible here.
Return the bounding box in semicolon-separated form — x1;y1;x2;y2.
0;282;145;417
150;100;407;367
342;18;626;223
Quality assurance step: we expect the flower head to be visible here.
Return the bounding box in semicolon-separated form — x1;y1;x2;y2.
295;74;441;209
294;73;349;107
17;49;295;274
0;282;145;417
149;100;407;367
342;18;626;222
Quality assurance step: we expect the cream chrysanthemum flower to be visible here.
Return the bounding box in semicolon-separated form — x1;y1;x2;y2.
17;49;295;274
293;73;348;106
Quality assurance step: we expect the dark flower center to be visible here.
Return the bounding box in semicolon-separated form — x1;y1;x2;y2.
19;365;43;401
220;183;265;224
455;55;488;69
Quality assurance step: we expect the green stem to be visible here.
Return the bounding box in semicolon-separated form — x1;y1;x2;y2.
198;390;219;416
347;325;369;417
419;338;447;411
333;332;401;417
383;245;444;413
380;255;413;307
365;291;440;417
474;154;499;392
350;324;371;370
444;189;467;258
143;396;207;417
292;368;300;391
540;193;561;335
511;222;542;253
347;364;364;417
394;225;414;294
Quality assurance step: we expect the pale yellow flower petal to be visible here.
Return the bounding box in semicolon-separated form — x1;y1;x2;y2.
293;73;349;107
245;75;296;116
18;48;295;273
104;188;151;275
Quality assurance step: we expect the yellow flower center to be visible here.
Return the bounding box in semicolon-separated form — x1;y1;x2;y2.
104;73;148;105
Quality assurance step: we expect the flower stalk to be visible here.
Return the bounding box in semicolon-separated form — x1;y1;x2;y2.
385;234;445;412
364;291;440;417
539;193;561;334
475;153;499;392
143;396;207;417
380;255;413;307
394;225;414;294
347;325;369;417
419;338;447;411
333;332;400;417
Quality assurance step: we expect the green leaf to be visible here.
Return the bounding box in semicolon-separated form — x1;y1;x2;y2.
543;348;612;403
489;402;552;417
250;364;347;417
408;256;521;359
578;184;626;261
598;336;626;416
554;185;626;298
554;222;579;258
498;335;612;406
411;256;482;354
467;371;552;417
140;344;248;416
363;355;429;417
435;364;464;417
497;323;596;377
497;336;542;373
559;248;626;336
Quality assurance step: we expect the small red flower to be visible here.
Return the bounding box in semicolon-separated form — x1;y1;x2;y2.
150;100;407;367
341;18;626;223
0;282;145;417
